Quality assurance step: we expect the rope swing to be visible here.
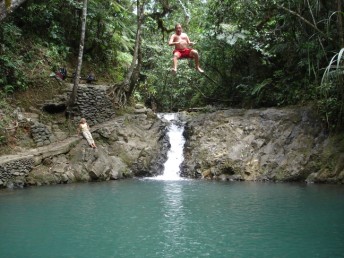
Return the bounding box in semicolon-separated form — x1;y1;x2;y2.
176;0;191;25
166;0;231;102
164;69;233;103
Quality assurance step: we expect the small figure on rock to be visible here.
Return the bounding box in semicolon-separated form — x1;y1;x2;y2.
77;118;97;148
86;72;96;83
55;67;67;80
168;23;204;74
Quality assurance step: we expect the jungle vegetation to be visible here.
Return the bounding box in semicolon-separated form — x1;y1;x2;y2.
0;0;343;137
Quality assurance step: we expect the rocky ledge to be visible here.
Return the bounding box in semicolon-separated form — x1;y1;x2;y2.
0;109;170;188
1;106;343;189
181;107;344;184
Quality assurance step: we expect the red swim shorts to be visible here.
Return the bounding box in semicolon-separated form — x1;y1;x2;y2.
173;48;193;59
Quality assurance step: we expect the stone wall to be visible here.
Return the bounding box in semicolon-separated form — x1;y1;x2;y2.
31;122;55;147
0;157;35;188
69;85;115;125
38;84;116;147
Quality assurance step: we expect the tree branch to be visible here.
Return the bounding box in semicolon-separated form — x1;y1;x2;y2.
277;4;331;40
0;0;28;21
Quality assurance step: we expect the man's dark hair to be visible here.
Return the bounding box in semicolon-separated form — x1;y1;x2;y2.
175;23;182;29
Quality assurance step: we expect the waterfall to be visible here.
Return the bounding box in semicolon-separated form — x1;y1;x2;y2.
155;113;186;180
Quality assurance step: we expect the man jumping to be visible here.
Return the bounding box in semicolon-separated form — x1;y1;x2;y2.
168;23;204;74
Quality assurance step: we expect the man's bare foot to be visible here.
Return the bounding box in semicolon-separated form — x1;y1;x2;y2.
197;67;204;73
171;68;177;74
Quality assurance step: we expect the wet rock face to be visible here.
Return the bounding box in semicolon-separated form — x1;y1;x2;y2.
96;113;169;178
1;106;343;188
0;112;169;188
180;107;336;183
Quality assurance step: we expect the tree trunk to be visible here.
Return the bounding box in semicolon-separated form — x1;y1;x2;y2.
108;0;144;107
338;0;344;48
69;0;88;106
121;0;145;92
277;4;330;40
127;0;145;97
0;0;27;21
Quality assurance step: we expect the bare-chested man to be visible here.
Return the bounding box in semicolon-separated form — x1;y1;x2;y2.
168;23;204;74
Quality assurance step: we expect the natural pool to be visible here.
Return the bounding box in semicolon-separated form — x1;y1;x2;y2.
0;179;343;258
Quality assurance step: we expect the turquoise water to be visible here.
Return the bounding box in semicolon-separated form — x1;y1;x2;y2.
0;180;344;258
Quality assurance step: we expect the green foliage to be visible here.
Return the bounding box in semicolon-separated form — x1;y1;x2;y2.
0;122;6;145
0;22;28;92
0;0;343;133
318;48;344;130
194;0;343;129
45;43;70;64
0;0;137;92
139;34;212;111
0;92;14;145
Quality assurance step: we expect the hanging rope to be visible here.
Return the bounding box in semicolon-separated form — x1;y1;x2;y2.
176;0;191;25
202;72;219;86
189;82;234;103
164;69;234;103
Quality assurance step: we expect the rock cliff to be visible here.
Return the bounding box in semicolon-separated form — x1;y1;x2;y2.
180;107;344;184
1;104;343;189
0;111;169;188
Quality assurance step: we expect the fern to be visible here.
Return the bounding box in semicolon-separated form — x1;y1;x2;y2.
319;48;344;130
252;78;272;96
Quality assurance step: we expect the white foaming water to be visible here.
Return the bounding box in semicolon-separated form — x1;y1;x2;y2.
155;113;186;181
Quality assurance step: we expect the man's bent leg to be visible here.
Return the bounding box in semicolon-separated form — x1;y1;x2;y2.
172;52;181;73
190;50;204;73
